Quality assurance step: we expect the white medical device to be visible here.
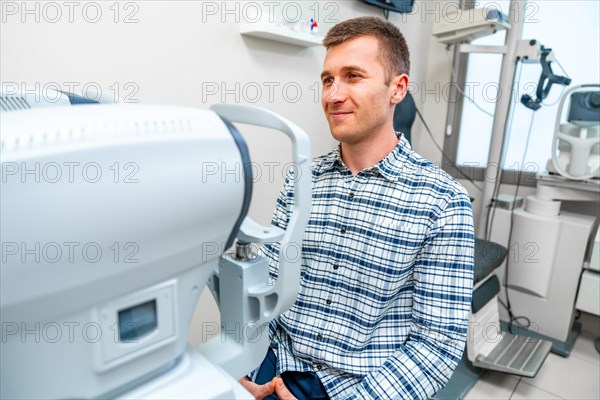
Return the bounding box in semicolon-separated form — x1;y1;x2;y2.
549;84;600;180
489;83;600;352
0;100;311;399
432;7;510;45
490;184;597;346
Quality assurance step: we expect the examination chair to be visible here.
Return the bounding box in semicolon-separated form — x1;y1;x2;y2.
393;91;416;144
435;238;553;399
392;99;552;399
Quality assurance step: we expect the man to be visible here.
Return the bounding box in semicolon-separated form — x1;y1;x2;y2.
240;16;474;400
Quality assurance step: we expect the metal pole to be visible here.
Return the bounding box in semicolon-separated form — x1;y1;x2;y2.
476;0;527;238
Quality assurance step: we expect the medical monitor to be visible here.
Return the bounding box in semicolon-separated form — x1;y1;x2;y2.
360;0;414;14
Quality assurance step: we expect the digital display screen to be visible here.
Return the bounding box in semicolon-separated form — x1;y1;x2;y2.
360;0;415;14
118;299;157;342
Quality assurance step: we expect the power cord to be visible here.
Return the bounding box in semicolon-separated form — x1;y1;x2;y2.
414;106;484;192
484;56;571;332
485;60;523;241
445;46;496;118
498;109;537;333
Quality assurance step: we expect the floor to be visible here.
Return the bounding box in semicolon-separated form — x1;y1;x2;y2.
464;314;600;400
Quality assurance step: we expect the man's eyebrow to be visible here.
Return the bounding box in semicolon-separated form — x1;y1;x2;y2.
320;65;368;80
343;65;368;74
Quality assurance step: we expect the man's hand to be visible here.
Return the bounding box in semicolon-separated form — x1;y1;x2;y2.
238;376;297;400
239;376;275;400
273;377;296;400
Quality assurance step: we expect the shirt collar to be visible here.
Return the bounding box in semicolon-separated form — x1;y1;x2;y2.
317;133;412;182
374;133;412;182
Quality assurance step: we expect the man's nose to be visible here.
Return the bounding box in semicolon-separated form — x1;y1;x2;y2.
323;81;346;104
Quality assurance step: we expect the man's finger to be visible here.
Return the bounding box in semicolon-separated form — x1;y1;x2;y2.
255;380;276;399
238;378;275;400
273;377;297;400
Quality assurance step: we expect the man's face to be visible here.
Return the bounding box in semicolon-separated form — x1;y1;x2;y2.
321;35;398;144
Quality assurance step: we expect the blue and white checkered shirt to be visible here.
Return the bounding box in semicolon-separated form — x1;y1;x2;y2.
259;134;474;399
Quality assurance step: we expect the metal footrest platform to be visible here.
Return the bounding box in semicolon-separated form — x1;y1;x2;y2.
473;333;552;378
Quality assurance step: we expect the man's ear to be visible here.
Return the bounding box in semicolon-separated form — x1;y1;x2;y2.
391;74;409;105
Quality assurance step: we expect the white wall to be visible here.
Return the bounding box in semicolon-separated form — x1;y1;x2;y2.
1;0;435;344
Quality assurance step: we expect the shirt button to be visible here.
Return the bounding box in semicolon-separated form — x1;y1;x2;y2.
326;299;332;305
340;228;346;234
333;264;339;270
316;364;323;371
317;334;323;340
348;192;355;198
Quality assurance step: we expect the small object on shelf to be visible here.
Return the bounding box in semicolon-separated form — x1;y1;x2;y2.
240;22;323;48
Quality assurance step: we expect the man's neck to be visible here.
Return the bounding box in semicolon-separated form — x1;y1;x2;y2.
340;130;399;175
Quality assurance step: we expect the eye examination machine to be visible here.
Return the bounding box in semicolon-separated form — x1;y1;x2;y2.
0;91;312;399
489;84;600;353
430;2;599;397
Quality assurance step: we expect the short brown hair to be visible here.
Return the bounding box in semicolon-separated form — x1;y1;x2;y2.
323;16;410;84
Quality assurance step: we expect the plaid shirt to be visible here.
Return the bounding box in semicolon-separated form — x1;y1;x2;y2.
258;134;474;399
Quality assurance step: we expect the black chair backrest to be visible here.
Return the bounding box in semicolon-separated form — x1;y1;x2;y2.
393;91;416;145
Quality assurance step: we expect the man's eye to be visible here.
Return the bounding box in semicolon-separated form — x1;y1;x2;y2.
322;77;333;86
349;73;361;79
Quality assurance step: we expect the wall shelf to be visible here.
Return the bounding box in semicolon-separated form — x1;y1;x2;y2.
240;23;323;48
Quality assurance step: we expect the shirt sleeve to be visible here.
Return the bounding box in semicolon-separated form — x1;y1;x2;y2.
344;189;475;400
